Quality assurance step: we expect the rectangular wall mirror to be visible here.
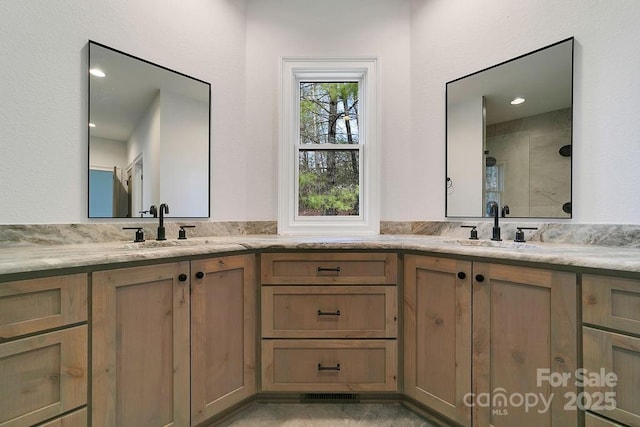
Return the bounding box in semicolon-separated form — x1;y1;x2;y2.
88;41;211;218
446;37;574;218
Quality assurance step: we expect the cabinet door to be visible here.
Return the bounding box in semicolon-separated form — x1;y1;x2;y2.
92;262;190;427
191;255;256;425
403;255;472;426
472;263;577;427
583;326;640;426
0;326;87;427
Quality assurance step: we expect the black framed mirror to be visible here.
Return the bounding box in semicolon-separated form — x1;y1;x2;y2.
446;37;573;218
88;41;211;218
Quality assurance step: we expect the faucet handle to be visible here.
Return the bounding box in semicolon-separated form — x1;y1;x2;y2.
178;225;196;240
149;205;158;217
514;227;538;243
123;227;145;243
460;225;478;240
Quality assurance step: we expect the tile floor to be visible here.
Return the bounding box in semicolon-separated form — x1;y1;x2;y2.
219;402;439;426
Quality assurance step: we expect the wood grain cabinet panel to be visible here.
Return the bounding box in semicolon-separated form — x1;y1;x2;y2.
583;274;640;426
472;263;578;427
584;411;627;427
583;326;640;426
191;255;256;426
403;255;472;426
92;262;190;427
260;252;398;394
39;408;88;427
0;273;87;341
262;339;397;392
262;285;397;338
0;326;87;427
261;252;397;285
583;274;640;335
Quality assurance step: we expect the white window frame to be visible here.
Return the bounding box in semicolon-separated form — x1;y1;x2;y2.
278;57;380;235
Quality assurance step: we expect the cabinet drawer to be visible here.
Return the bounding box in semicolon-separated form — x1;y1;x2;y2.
0;273;87;340
39;407;87;427
583;326;640;426
261;253;397;285
583;274;640;335
261;339;397;392
262;286;397;338
0;325;87;427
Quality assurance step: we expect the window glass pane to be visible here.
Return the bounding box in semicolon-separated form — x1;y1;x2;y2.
484;164;504;215
300;82;359;145
298;150;359;216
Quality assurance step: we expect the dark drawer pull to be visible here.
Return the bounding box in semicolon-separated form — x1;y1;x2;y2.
318;363;341;371
317;309;341;316
317;266;341;273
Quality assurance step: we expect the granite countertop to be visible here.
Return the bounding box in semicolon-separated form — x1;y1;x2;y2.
1;234;640;277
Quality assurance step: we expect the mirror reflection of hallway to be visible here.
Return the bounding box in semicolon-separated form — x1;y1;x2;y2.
89;167;128;217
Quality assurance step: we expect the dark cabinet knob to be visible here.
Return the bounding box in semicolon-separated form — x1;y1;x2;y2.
457;272;466;280
195;271;205;279
475;274;485;283
178;273;188;282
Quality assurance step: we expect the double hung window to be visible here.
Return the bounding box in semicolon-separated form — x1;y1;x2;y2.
279;58;379;234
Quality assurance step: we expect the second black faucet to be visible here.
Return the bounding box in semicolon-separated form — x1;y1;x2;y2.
489;202;509;241
149;203;170;241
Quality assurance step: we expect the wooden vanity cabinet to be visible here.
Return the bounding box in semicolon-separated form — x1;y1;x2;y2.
404;256;578;427
92;255;256;427
190;254;256;425
472;262;578;427
92;262;191;427
403;255;472;426
583;274;640;426
0;273;88;427
261;252;398;392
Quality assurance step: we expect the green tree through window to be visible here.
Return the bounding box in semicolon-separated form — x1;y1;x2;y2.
298;82;360;216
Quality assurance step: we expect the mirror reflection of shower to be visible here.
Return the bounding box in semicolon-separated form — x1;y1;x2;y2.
446;37;573;218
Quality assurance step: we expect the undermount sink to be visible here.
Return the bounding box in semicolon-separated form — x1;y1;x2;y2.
443;239;542;250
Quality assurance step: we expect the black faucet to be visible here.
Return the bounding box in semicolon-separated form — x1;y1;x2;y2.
489;202;509;241
149;203;170;240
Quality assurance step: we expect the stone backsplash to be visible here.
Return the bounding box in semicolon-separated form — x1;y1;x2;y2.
0;220;638;248
381;221;640;248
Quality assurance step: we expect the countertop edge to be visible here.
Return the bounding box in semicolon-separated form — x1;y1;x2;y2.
1;235;640;278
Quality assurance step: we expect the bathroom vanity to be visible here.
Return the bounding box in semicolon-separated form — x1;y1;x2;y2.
1;235;639;427
260;252;398;392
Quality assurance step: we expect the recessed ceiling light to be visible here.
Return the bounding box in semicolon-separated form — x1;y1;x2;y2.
510;97;525;105
89;122;96;128
89;68;106;77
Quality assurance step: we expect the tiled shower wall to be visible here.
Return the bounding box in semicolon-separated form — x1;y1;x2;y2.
485;108;571;217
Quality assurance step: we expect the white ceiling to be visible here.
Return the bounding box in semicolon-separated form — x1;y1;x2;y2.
447;39;573;125
89;43;209;142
